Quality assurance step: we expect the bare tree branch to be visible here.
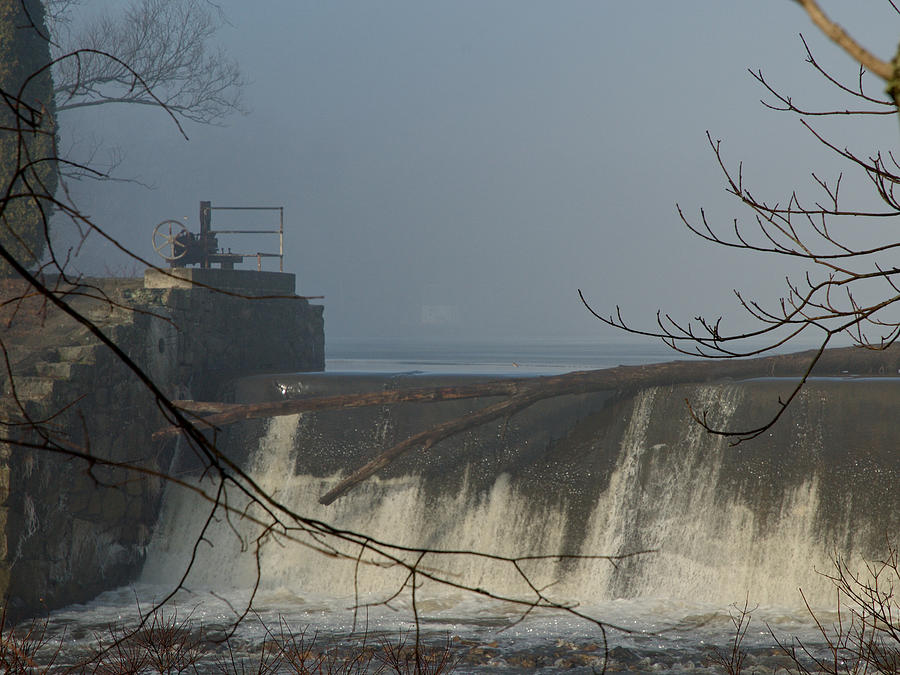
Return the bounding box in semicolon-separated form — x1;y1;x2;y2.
52;0;245;125
792;0;892;80
585;5;900;442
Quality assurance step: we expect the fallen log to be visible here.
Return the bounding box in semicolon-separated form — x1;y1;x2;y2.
318;383;553;505
154;380;524;439
318;344;900;504
173;400;244;415
152;344;900;503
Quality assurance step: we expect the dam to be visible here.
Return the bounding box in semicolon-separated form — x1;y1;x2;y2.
146;372;900;612
3;270;900;669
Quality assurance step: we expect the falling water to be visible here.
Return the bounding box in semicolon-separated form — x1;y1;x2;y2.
142;378;898;616
49;374;900;671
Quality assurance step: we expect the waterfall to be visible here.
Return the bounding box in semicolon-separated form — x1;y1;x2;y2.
574;385;835;608
141;378;900;616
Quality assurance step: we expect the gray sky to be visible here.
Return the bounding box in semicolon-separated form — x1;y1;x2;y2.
56;1;900;341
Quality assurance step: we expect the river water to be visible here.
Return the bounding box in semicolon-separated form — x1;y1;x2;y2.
325;336;682;375
34;338;883;672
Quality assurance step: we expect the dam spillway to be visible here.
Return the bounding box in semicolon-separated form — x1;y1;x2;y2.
143;372;900;614
9;272;900;667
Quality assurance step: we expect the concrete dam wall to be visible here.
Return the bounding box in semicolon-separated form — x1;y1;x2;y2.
182;372;900;611
3;267;900;619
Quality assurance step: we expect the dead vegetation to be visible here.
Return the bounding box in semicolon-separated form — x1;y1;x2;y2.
0;604;463;674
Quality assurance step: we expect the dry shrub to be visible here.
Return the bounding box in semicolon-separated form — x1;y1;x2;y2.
711;598;754;675
713;546;900;675
90;607;204;674
0;604;60;673
377;630;458;675
0;602;464;674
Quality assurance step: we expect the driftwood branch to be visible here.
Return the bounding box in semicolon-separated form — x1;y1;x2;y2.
155;380;524;439
172;400;242;415
318;347;858;505
318;384;550;505
155;345;900;504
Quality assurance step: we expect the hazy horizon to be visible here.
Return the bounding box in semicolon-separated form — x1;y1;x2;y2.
55;2;900;345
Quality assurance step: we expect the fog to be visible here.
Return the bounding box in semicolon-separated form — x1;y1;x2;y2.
55;1;900;342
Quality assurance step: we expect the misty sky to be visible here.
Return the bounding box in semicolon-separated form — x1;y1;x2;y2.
55;2;900;342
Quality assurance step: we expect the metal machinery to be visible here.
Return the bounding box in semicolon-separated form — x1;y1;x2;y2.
153;201;284;271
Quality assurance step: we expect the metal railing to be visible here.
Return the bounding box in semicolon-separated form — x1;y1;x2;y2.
202;202;285;271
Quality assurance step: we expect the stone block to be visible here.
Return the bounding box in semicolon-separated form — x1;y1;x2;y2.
0;465;9;504
144;268;296;295
103;489;128;522
38;361;96;381
0;507;7;560
86;491;104;518
125;478;144;497
0;564;10;601
66;487;90;515
56;345;97;364
126;497;144;521
9;376;54;401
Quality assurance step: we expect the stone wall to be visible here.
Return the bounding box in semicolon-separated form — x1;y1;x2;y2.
0;270;323;618
140;268;324;400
